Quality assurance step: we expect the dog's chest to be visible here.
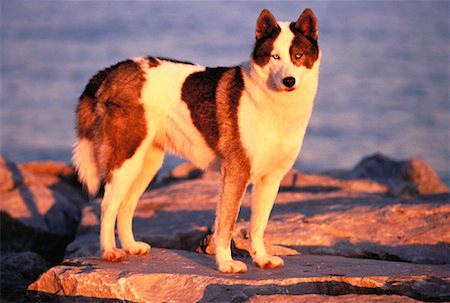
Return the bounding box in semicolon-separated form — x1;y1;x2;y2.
239;93;313;178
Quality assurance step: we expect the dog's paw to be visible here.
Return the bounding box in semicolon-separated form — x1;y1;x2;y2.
103;248;127;262
124;241;151;256
217;259;247;274
253;255;284;269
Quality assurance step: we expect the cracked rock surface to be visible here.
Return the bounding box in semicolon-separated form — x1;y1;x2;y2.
29;248;450;302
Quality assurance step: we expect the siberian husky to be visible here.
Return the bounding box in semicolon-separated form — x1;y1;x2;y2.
73;8;320;273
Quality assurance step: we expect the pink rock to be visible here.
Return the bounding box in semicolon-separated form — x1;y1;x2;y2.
0;156;85;262
28;249;450;302
346;153;449;195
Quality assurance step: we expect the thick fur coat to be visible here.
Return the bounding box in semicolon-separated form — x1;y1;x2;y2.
73;8;320;273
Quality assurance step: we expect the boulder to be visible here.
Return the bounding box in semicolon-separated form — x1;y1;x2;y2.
28;248;450;302
0;156;78;192
0;156;85;262
161;161;205;182
280;169;388;193
0;156;88;302
1;252;49;303
344;153;449;195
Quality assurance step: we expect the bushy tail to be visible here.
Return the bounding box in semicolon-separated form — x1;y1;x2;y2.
73;77;104;197
72;138;101;197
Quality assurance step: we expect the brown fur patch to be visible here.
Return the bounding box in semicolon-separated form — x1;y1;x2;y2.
76;95;97;140
181;67;230;150
216;68;249;162
147;57;160;68
216;66;251;179
95;60;148;181
289;33;319;68
76;59;159;182
252;9;281;67
76;61;129;141
289;8;319;69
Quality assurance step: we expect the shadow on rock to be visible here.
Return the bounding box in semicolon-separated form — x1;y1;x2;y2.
27;292;136;303
282;241;450;264
198;278;450;303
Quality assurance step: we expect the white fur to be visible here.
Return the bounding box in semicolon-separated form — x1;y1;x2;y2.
240;32;321;180
72;138;100;196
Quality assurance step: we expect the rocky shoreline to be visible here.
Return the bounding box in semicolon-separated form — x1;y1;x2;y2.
1;154;449;302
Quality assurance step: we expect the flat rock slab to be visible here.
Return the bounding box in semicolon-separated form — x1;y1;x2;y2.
29;248;450;302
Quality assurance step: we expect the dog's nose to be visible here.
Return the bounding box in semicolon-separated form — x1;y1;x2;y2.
282;77;296;88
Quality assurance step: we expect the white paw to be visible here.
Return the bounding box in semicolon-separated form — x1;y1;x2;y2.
124;241;151;256
103;248;127;262
217;259;247;273
253;255;284;269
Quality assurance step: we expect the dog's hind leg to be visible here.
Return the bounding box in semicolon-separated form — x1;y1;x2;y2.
100;148;148;262
250;173;285;269
118;144;164;255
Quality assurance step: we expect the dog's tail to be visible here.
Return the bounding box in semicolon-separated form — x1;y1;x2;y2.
73;137;100;197
72;91;102;197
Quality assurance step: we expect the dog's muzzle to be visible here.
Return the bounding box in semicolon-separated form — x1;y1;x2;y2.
282;77;296;90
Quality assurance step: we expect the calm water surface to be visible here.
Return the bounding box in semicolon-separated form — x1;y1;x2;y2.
1;1;449;183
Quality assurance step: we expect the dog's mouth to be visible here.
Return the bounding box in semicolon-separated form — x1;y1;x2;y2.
281;86;296;92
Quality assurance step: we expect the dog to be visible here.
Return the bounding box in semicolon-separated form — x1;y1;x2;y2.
73;8;320;273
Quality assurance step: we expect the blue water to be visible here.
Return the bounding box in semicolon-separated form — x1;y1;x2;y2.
1;1;449;184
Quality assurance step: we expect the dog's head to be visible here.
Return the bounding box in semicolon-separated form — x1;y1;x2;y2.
252;8;319;92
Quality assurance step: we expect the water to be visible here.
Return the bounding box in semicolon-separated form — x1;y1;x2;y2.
1;1;449;184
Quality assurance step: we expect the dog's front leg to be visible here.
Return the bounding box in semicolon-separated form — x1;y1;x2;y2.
250;173;285;269
214;163;249;273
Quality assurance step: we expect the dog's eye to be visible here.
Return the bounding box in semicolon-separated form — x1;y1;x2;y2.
295;53;303;60
271;54;280;60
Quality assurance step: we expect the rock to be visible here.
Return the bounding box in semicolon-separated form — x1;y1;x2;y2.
19;154;450;302
1;251;49;303
225;193;450;264
249;294;422;302
0;156;87;302
345;153;449;195
159;161;220;186
28;248;450;302
280;169;388;194
0;156;78;192
0;156;85;262
66;157;450;266
0;156;22;192
162;162;204;182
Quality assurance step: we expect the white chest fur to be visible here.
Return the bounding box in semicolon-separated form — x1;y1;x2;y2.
239;57;320;180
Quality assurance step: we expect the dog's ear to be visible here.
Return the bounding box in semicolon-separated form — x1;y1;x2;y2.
255;9;280;40
294;8;318;40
